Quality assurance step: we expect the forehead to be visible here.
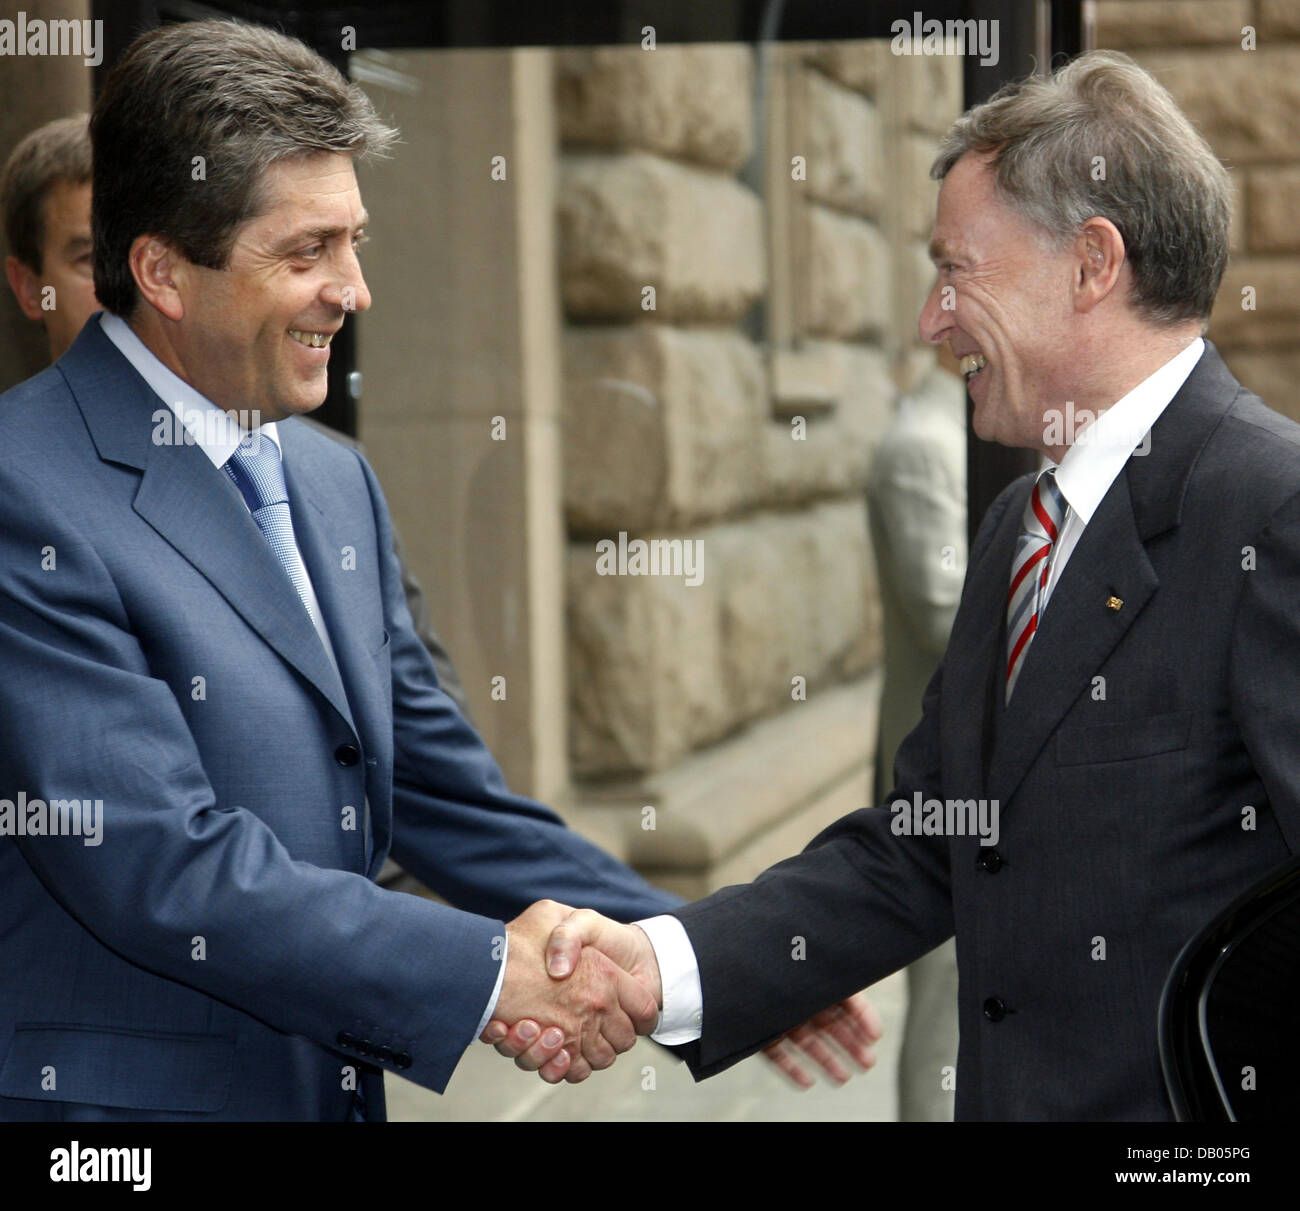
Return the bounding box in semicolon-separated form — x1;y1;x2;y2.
41;178;92;241
242;153;366;239
928;152;1035;261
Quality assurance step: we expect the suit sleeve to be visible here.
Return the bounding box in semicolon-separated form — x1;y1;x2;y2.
353;453;683;924
671;484;1018;1079
0;460;517;1096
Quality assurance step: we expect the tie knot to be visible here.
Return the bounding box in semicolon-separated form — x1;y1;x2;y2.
225;430;287;513
1023;467;1065;543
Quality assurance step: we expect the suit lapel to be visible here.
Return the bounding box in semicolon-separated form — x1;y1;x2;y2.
940;487;1023;798
985;341;1241;808
62;319;356;730
988;472;1158;806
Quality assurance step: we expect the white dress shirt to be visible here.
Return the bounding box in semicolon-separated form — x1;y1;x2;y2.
98;312;508;1035
642;336;1206;1044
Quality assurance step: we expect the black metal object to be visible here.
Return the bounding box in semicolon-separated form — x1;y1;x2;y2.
1159;852;1300;1122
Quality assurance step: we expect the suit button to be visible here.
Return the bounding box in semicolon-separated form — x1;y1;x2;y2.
375;1045;395;1065
356;1038;374;1057
976;848;1004;873
335;743;361;767
983;997;1007;1022
337;1031;356;1049
394;1051;413;1070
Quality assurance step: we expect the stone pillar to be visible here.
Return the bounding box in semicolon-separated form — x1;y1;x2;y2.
356;49;569;803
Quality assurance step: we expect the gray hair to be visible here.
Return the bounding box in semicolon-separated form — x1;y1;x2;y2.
92;19;398;316
932;50;1230;328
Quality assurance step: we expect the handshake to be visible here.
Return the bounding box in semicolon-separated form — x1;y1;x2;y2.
481;899;882;1086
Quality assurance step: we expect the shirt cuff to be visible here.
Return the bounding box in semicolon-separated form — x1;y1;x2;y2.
636;915;703;1044
473;934;508;1039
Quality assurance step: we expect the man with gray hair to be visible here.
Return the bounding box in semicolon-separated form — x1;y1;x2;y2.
495;50;1300;1121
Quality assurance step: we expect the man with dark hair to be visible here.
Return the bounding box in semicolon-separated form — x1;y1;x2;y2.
499;50;1300;1121
1;114;95;362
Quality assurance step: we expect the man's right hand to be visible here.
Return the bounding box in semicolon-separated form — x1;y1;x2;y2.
483;908;663;1084
484;901;659;1084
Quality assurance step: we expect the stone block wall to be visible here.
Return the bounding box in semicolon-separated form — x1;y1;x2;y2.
555;41;961;816
1097;1;1300;415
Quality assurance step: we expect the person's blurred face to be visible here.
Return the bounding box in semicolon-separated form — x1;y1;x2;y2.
3;179;100;361
918;153;1078;452
167;152;371;423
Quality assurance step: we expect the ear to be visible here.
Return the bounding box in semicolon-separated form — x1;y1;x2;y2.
1073;218;1125;314
128;235;189;323
5;254;46;322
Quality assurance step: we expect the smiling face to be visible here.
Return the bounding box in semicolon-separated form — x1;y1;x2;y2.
165;152;370;423
919;152;1080;453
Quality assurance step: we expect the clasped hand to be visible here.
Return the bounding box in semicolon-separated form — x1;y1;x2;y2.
482;900;882;1087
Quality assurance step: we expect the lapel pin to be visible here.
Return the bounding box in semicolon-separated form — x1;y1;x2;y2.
1106;596;1123;611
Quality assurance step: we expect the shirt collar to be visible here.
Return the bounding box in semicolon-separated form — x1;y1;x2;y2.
99;311;280;470
1050;337;1203;524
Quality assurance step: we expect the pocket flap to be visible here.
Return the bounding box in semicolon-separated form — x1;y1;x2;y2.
0;1024;234;1112
1056;710;1192;766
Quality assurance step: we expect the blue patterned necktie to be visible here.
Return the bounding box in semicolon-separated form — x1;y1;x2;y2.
224;431;320;628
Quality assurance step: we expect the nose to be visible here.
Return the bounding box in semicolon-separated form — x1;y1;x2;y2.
322;245;371;315
918;274;951;345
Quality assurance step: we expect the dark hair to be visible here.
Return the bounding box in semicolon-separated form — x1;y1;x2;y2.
91;19;397;316
932;50;1230;328
1;115;91;273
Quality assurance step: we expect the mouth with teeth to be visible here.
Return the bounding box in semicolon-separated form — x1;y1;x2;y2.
960;353;988;384
288;329;335;349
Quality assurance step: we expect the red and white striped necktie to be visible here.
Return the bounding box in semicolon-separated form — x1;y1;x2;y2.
1005;468;1067;701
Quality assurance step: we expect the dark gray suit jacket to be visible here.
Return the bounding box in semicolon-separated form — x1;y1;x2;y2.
674;343;1300;1120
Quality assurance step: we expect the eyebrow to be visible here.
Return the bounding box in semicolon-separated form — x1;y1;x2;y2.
929;237;957;264
274;213;370;255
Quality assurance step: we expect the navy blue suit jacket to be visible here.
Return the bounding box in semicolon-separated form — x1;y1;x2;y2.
0;318;677;1121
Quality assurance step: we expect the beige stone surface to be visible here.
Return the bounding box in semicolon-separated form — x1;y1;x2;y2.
556;44;754;172
895;52;963;136
804;206;890;340
568;673;880;875
1139;46;1300;165
558;151;765;323
1224;349;1300;422
1095;0;1253;47
802;39;889;97
761;341;895;504
1209;256;1300;349
562;325;766;532
567;537;727;776
901;133;943;240
567;501;878;776
1246;166;1300;252
804;69;885;219
899;239;938;346
1256;0;1300;37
